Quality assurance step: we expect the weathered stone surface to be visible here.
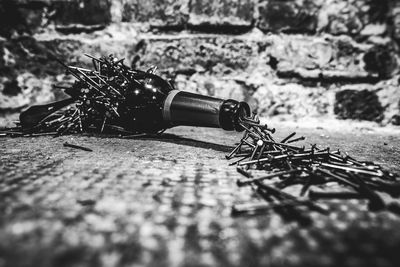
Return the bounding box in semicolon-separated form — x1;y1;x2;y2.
0;36;66;77
334;88;384;122
360;23;387;37
0;37;64;111
277;69;379;83
136;32;392;81
189;0;254;28
330;76;400;125
0;34;78;111
392;3;400;41
262;34;389;82
363;44;399;79
0;0;113;36
0;0;49;37
257;0;321;33
0;25;140;110
135;34;259;75
52;0;111;26
174;73;248;102
0;73;58;111
111;0;189;27
253;81;332;118
317;0;390;36
376;76;400;125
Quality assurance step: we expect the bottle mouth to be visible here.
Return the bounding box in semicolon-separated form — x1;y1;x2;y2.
234;102;251;131
219;100;251;131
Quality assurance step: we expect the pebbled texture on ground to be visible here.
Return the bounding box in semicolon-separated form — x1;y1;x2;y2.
1;123;400;267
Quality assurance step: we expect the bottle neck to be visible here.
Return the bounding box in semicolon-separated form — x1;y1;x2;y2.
162;90;250;131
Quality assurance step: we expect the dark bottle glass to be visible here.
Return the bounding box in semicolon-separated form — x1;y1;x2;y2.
118;73;251;133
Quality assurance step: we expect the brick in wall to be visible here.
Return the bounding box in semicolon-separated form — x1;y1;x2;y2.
112;0;189;28
257;0;321;33
188;0;254;28
52;0;111;26
0;0;49;37
334;88;384;122
392;1;400;41
318;0;390;36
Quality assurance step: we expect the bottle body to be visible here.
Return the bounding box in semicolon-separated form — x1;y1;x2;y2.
18;55;251;135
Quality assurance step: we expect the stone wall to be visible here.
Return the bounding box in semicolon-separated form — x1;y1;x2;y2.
1;0;400;125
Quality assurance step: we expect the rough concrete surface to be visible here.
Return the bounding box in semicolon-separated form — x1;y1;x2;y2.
1;122;400;267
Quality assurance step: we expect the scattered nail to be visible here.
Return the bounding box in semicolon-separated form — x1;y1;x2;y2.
63;142;93;152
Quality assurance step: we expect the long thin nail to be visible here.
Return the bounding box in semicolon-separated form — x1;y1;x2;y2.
280;132;296;143
63;142;93;152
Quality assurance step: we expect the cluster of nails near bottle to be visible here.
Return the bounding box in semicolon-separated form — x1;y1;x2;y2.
0;54;166;138
228;113;400;223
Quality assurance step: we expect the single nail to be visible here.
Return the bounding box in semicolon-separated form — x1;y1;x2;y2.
320;162;384;177
63;142;93;152
280;132;296;143
229;156;249;166
287;136;306;143
226;139;245;160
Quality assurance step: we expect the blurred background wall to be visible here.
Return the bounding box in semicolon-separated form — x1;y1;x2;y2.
1;0;400;125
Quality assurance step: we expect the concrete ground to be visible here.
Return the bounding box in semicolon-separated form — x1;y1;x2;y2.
1;120;400;267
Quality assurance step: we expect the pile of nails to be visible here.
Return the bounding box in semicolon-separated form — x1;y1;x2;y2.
0;54;162;138
228;113;400;222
